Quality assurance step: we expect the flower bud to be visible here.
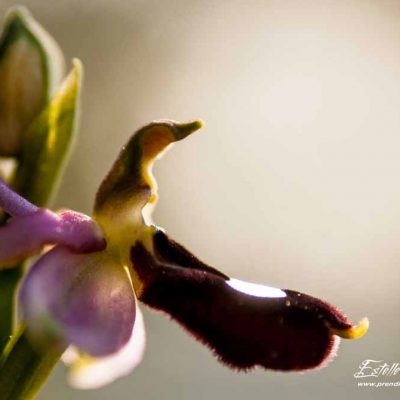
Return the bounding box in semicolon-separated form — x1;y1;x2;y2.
0;7;64;156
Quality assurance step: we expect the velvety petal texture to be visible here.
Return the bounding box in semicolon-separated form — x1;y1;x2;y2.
0;209;105;268
130;230;368;371
20;246;136;357
62;304;146;389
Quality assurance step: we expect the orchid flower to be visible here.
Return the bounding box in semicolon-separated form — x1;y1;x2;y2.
0;120;368;390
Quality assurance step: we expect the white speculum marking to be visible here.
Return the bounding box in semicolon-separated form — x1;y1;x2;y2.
226;278;287;298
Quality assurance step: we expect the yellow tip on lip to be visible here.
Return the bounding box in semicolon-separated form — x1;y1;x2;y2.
331;317;369;339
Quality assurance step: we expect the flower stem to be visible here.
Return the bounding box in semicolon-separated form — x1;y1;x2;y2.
0;325;62;400
0;267;22;353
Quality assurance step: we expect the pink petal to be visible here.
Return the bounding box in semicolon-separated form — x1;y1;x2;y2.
20;246;135;356
0;209;105;268
62;304;146;389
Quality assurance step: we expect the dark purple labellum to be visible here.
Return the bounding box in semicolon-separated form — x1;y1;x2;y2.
130;231;358;372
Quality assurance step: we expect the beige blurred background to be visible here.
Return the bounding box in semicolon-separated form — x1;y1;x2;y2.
1;0;400;399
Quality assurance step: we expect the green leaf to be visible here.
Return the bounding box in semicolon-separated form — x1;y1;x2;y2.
0;6;65;156
13;60;83;207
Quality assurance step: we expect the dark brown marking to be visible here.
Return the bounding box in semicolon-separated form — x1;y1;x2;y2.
131;238;352;371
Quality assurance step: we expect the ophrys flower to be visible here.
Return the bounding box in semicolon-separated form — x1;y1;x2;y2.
0;120;368;389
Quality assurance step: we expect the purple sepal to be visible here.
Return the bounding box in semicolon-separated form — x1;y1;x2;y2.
0;209;105;268
20;246;136;357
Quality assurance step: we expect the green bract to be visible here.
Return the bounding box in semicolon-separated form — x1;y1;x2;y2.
14;60;82;206
0;6;64;157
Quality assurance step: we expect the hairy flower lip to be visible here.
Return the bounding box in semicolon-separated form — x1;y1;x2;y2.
151;229;368;340
130;232;368;372
152;228;229;279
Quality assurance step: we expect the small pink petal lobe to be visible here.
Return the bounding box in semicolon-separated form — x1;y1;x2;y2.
0;209;105;267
